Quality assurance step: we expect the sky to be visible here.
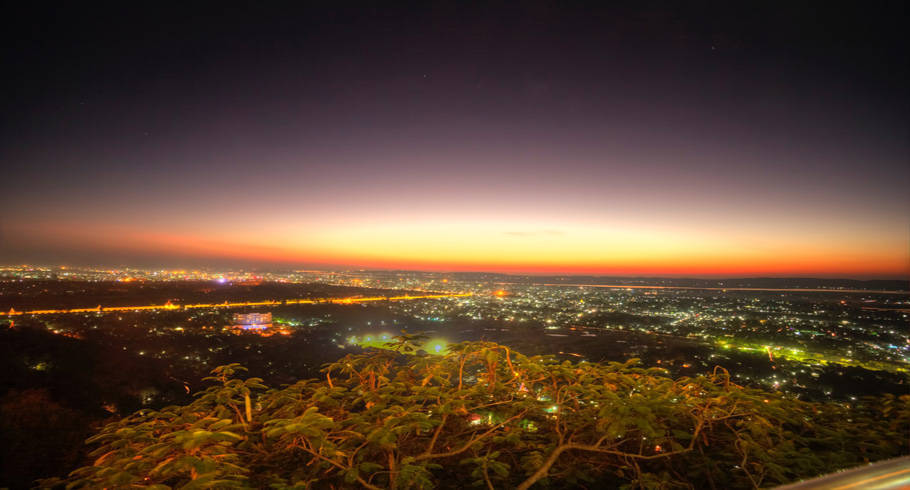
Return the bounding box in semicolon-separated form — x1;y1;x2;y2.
1;2;908;278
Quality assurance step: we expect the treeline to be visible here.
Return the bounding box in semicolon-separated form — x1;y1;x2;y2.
49;337;909;489
0;325;193;489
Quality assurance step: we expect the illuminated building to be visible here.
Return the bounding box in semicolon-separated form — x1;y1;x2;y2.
232;312;272;330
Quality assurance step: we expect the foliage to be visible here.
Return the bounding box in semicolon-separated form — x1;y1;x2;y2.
47;338;909;489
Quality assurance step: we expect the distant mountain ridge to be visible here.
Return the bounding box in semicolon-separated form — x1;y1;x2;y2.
354;270;909;291
509;276;909;291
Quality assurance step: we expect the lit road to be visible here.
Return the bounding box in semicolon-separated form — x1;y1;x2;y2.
1;293;472;317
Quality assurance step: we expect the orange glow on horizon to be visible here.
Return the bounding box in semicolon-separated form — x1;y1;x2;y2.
5;219;908;279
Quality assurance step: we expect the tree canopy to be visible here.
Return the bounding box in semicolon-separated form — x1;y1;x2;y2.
50;336;909;489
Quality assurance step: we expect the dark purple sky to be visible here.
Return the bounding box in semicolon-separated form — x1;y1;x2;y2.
1;2;908;277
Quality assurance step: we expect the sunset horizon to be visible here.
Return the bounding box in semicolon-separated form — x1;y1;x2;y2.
3;3;907;283
4;220;907;279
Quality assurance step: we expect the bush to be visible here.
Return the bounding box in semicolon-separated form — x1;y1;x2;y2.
48;338;909;489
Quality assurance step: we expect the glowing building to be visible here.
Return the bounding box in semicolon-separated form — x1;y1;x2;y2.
232;312;272;330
